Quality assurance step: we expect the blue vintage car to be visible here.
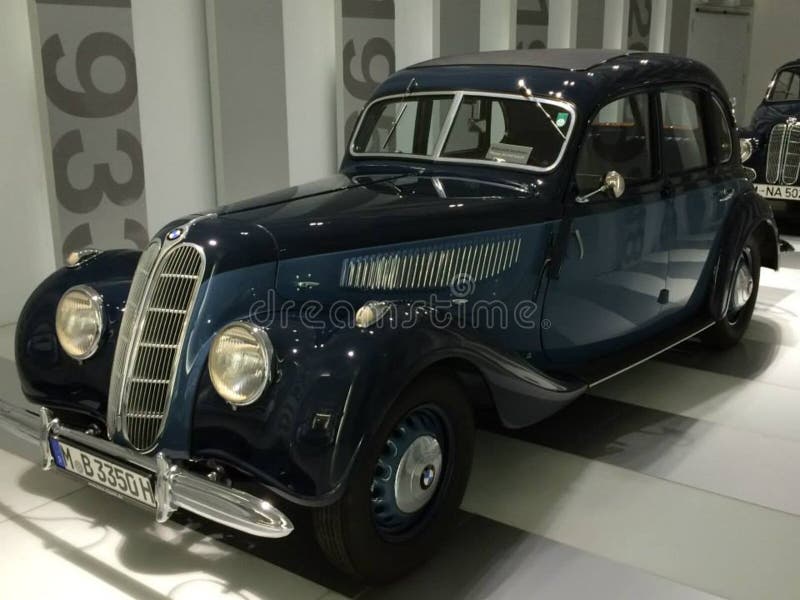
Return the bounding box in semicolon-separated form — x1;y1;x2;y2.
0;49;779;582
740;57;800;222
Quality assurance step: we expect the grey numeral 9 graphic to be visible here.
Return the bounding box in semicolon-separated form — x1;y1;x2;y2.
42;32;138;118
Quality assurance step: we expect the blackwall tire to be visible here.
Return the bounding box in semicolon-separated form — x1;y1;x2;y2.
313;371;475;583
701;238;761;350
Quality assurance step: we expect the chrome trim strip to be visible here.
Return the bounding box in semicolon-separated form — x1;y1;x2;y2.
587;321;715;387
0;402;293;539
349;89;578;174
431;91;464;157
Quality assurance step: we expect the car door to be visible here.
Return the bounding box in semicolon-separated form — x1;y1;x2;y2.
659;88;734;316
541;92;671;365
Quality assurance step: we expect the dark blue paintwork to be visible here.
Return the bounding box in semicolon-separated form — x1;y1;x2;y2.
741;58;800;221
14;50;779;507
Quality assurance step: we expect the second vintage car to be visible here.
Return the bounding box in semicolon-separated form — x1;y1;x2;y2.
0;49;779;582
740;57;800;222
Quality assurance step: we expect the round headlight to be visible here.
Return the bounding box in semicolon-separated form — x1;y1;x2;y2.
740;137;754;163
55;285;104;360
209;322;273;406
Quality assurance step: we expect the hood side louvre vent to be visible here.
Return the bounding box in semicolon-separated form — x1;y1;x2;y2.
340;235;523;291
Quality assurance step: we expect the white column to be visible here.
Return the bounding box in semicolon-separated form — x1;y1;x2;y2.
603;0;630;50
131;1;216;228
283;0;338;185
480;0;516;51
206;0;289;205
396;0;441;70
0;0;54;324
649;0;673;53
548;0;578;48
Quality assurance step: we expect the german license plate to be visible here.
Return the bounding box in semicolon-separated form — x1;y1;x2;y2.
50;439;156;508
755;184;800;201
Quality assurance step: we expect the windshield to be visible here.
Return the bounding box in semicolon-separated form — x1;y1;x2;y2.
351;92;575;171
768;69;800;102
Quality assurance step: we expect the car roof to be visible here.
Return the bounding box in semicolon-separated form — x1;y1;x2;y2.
372;50;729;113
776;58;800;72
412;48;630;71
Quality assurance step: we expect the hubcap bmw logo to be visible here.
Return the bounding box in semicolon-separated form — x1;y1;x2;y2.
420;465;436;490
167;228;183;241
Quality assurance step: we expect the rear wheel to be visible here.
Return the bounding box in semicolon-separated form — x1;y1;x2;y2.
314;372;475;583
701;239;761;349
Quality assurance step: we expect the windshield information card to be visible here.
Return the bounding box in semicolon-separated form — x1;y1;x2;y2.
486;143;533;165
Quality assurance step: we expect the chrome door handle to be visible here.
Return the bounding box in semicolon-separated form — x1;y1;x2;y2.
717;188;734;202
572;228;585;260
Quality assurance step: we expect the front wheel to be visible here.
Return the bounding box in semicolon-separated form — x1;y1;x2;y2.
314;372;475;583
701;238;761;349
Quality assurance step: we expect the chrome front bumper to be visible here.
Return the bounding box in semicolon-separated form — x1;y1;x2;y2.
0;398;293;538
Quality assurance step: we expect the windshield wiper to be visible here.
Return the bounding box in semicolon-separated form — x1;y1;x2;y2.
382;78;418;151
518;79;567;141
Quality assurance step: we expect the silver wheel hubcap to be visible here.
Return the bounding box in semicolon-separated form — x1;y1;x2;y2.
731;255;754;313
394;435;442;514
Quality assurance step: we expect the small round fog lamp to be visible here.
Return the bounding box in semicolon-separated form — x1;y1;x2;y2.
356;301;391;329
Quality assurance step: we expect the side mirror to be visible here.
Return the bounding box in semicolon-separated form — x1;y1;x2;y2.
740;137;754;163
576;170;626;204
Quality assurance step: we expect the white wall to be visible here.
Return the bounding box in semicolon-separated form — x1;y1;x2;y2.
131;1;216;231
282;0;338;185
744;0;800;122
0;1;55;325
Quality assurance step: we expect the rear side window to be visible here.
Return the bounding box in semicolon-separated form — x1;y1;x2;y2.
575;93;652;192
769;69;800;102
660;89;708;174
711;97;733;164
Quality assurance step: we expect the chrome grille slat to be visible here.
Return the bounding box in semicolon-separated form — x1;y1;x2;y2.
339;235;524;292
782;124;800;185
107;241;162;438
766;124;786;184
117;243;204;452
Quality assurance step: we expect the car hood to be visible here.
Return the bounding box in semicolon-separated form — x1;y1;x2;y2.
748;102;800;138
217;171;561;260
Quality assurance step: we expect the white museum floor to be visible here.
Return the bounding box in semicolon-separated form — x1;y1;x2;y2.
0;236;799;600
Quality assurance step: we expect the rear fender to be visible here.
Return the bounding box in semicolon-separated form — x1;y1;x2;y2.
709;189;778;320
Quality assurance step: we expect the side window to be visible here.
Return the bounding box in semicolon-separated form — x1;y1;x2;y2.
770;69;800;102
660;89;708;174
575;93;652;192
711;97;733;164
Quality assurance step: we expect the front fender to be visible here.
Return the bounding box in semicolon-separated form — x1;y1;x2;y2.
15;250;140;424
190;304;585;505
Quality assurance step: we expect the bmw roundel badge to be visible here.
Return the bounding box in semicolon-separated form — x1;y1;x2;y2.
167;228;183;241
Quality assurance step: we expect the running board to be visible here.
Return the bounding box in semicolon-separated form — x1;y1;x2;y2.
550;317;715;388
